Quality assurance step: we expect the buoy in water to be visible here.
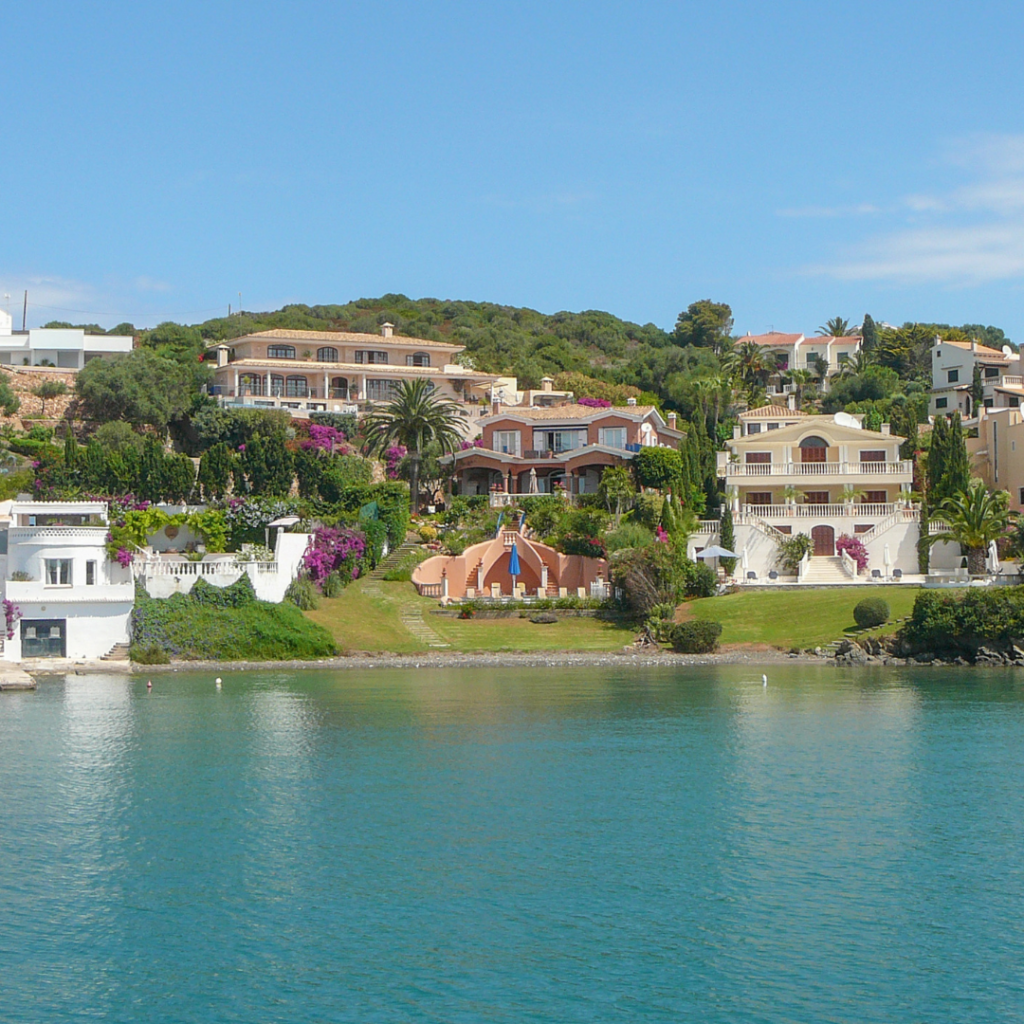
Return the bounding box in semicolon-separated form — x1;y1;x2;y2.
762;674;768;687
215;677;222;689
147;680;153;690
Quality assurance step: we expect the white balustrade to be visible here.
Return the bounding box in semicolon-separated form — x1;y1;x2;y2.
721;461;913;478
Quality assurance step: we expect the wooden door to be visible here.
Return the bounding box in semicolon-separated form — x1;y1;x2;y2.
811;525;835;556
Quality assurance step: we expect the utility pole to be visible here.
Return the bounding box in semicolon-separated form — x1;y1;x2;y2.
21;290;27;331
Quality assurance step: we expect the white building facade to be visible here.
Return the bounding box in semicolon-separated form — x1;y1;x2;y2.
0;309;133;368
1;501;134;660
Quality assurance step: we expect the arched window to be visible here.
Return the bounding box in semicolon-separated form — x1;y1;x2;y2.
238;373;263;396
269;374;284;396
317;347;339;362
406;352;431;367
268;344;295;359
285;376;309;397
799;435;829;464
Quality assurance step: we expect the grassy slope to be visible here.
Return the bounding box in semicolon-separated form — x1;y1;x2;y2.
306;579;636;653
683;586;920;649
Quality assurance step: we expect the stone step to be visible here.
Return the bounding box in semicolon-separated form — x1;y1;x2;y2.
102;643;131;662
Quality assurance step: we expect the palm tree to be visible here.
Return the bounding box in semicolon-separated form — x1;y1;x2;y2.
362;380;467;514
788;369;814;408
838;350;874;378
816;317;854;338
931;481;1014;575
725;341;776;389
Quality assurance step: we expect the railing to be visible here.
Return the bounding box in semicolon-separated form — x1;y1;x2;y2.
721;461;913;477
1000;375;1023;387
857;508;921;542
138;560;279;577
418;581;446;597
741;503;905;518
839;548;858;578
796;547;811;583
489;493;519;508
695;520;719;534
9;526;108;540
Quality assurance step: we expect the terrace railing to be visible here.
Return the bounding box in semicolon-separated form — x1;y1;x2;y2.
721;460;913;478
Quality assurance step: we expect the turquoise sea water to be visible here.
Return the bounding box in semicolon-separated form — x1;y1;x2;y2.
2;665;1024;1022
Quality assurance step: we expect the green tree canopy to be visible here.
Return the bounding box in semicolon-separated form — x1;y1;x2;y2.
672;300;734;353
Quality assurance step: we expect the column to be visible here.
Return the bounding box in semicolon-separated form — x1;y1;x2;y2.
233;369;239;397
323;371;329;400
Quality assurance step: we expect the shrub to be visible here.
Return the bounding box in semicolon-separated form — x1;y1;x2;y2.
560;533;607;559
191;575;257;608
321;571;347;599
382;546;429;582
776;533;812;573
443;533;467;556
529;612;558;624
130;642;170;664
605;522;654;552
611;543;693;617
683;560;717;598
285;577;320;610
418;524;438;542
836;534;869;573
664;620;722;653
650;602;676;621
853;597;890;629
899;587;1024;658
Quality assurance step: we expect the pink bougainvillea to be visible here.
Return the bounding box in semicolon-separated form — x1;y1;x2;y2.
655;525;669;544
383;445;407;479
115;547;133;568
836;534;869;573
460;438;484;450
302;424;344;453
3;599;21;640
300;527;367;586
577;396;612;408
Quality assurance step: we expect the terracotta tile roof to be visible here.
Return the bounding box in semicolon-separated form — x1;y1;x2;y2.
737;332;803;346
815;335;861;344
214;357;498;378
740;404;808;418
213;329;462;350
942;340;1009;359
490;404;658;421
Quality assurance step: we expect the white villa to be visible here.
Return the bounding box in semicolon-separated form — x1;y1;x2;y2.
0;309;133;368
703;409;961;583
929;338;1024;419
0;501;134;660
736;331;862;397
0;500;312;662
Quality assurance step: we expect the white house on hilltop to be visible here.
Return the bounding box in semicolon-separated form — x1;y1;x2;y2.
0;308;133;368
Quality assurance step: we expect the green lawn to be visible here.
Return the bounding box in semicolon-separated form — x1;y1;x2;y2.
306;578;636;653
683;586;920;649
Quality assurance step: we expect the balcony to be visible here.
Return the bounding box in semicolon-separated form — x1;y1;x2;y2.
741;503;906;518
719;459;913;478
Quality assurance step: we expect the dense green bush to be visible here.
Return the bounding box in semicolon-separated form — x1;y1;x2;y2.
664;620;722;653
285;577;320;610
611;542;711;617
132;583;336;660
191;575;256;608
130;642;170;664
853;597;890;629
900;587;1024;657
606;522;654;552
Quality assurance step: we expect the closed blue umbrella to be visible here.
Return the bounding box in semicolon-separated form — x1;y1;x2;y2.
508;540;521;593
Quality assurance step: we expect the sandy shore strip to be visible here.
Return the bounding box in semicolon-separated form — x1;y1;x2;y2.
25;648;821;676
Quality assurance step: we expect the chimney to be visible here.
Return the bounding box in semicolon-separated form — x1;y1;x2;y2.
971;339;978;353
381;322;394;338
787;393;796;410
668;412;677;430
216;345;228;368
627;397;637;406
733;425;742;439
881;422;891;435
541;376;553;392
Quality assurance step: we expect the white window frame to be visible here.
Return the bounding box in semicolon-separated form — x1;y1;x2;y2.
493;430;521;456
599;426;627;449
45;558;72;587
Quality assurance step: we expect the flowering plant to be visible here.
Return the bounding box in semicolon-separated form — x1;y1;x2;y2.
302;424;344;453
836;534;869;573
655;525;669;544
115;547;133;568
3;599;21;640
383;445;407;479
577;397;612;408
460;438;484;450
300;527;367;586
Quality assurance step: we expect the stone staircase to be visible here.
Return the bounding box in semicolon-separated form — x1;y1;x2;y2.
102;643;131;662
366;541;419;581
800;556;854;584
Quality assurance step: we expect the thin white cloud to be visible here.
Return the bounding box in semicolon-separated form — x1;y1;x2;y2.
812;134;1024;285
777;203;881;218
134;276;172;293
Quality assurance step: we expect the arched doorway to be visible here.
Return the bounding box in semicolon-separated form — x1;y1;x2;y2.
811;525;835;556
331;376;349;399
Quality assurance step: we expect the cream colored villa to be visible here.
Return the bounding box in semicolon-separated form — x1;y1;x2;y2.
736;330;862;397
716;409;927;582
207;324;514;421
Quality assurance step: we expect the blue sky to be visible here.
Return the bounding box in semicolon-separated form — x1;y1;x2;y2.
4;1;1024;338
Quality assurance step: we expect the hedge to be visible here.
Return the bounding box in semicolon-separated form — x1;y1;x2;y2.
853;597;889;629
664;620;722;653
899;586;1024;656
132;581;337;661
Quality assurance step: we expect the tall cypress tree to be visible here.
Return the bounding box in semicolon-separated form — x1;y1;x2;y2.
926;415;948;510
861;314;878;353
719;506;736;574
941;412;970;500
